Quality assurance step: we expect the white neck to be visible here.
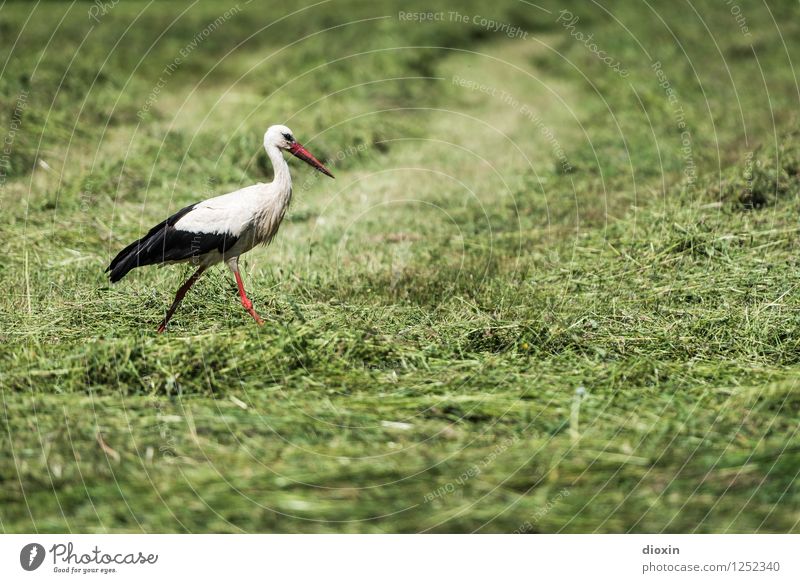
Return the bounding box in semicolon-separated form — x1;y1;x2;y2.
251;144;294;244
267;144;291;194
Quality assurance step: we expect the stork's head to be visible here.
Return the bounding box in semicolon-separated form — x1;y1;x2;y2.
264;124;334;178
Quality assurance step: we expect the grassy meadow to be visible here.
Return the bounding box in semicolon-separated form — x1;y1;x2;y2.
1;0;799;532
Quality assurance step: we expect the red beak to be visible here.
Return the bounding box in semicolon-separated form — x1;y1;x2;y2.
289;142;334;178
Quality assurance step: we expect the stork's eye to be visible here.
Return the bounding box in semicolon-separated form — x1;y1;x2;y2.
282;132;294;142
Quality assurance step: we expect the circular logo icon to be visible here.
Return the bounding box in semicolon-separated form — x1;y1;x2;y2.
20;543;46;571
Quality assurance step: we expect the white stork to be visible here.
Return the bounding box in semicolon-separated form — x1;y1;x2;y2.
107;125;334;332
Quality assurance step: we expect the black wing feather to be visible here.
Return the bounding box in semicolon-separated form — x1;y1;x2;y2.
106;203;239;282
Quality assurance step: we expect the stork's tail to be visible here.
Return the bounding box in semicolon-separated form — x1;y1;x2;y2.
106;235;152;282
106;223;172;283
106;204;197;283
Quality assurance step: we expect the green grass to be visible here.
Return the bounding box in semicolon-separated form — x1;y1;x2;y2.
1;0;799;532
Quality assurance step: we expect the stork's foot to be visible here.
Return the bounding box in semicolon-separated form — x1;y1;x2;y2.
157;322;167;334
241;297;264;325
230;261;264;325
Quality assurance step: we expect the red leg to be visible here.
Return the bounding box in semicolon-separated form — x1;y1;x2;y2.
233;269;264;325
157;266;205;333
